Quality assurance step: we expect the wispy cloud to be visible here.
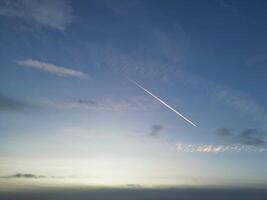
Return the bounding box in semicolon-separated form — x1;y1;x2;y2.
17;59;88;79
0;94;26;112
176;142;267;153
60;99;135;111
0;0;73;30
216;128;267;146
42;97;156;112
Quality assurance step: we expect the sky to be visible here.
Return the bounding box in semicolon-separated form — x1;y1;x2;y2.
1;0;267;191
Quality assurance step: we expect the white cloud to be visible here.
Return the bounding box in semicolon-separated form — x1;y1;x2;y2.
17;59;88;79
0;0;73;30
176;142;267;153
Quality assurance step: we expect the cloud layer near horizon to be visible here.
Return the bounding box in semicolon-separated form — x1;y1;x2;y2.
1;173;45;179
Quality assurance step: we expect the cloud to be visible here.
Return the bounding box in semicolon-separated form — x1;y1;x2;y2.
0;94;26;112
1;173;45;179
0;0;73;30
0;173;69;179
42;96;158;112
150;125;164;137
59;99;135;111
237;129;266;146
76;99;98;107
17;59;88;79
216;128;267;146
176;142;267;153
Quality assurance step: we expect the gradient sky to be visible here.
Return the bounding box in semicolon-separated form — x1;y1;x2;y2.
1;0;267;190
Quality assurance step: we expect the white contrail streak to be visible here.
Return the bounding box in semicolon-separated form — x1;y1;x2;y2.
129;79;197;127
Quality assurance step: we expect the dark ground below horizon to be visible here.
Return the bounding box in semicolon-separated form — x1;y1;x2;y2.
0;188;267;200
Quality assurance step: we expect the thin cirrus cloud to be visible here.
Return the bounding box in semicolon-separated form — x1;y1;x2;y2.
176;142;267;153
17;59;88;79
0;0;73;30
43;98;151;112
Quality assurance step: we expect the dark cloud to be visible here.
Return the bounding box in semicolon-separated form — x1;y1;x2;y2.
77;99;98;107
216;128;266;146
216;128;235;137
1;173;69;179
2;173;45;179
150;125;164;137
236;129;266;146
0;94;26;112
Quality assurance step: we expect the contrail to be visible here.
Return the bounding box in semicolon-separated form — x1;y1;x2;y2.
129;79;197;127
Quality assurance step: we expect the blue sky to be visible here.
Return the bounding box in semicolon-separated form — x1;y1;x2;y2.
0;0;267;190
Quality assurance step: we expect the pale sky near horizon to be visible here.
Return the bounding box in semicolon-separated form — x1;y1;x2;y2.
0;0;267;189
